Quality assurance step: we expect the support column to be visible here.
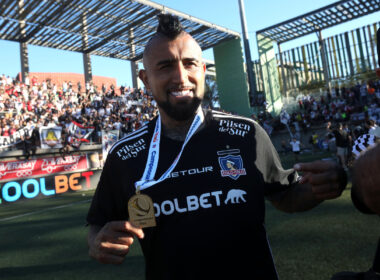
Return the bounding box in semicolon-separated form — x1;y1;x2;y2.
344;32;355;76
19;43;29;83
356;28;366;71
368;25;377;69
278;43;287;97
213;38;251;117
129;29;140;89
83;53;93;84
18;0;29;83
257;33;282;116
82;14;92;84
131;61;139;89
318;30;330;90
238;0;257;105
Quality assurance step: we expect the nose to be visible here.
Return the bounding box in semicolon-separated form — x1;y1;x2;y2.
172;62;188;84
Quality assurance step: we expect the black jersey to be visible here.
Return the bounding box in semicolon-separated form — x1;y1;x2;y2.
87;109;297;280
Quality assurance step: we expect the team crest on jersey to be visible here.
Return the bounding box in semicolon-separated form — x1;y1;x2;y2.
218;154;246;180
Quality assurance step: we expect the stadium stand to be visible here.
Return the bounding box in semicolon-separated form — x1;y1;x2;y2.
0;72;379;163
0;74;158;154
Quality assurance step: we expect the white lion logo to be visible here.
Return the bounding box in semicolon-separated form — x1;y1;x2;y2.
224;189;247;204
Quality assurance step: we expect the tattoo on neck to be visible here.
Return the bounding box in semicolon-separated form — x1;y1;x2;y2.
160;109;204;141
162;126;187;141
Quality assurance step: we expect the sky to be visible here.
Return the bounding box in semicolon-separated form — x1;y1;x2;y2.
0;0;379;87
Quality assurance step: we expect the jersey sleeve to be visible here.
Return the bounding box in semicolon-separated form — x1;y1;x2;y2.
86;153;126;226
253;122;298;198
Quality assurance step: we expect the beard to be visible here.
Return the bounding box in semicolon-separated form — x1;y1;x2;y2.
157;96;202;122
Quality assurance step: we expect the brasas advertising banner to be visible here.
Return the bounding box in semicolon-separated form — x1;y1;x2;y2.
0;155;88;181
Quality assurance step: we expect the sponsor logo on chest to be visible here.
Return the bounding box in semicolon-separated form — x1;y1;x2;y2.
153;188;247;217
116;139;146;160
167;166;213;178
218;120;250;137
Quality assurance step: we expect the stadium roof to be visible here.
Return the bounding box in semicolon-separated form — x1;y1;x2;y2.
0;0;240;61
256;0;380;44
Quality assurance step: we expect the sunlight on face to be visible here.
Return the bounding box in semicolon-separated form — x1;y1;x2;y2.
140;33;205;122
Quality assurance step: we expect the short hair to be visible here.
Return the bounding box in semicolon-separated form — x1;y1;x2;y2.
156;14;184;39
367;119;375;126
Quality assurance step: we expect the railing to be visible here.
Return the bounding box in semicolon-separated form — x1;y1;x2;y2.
0;144;102;161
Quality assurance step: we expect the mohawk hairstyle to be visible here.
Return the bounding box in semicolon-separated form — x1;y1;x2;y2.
156;14;183;39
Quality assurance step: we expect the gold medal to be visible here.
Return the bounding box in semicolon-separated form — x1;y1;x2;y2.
128;187;156;228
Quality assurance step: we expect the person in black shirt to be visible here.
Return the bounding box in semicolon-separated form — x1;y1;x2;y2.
327;122;350;170
86;14;347;280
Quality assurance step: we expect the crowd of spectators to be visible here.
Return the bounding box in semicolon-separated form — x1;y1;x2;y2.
0;74;158;154
255;79;380;133
269;78;380;168
1;73;379;161
293;80;379;126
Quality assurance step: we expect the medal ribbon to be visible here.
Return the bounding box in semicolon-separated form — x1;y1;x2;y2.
135;110;204;191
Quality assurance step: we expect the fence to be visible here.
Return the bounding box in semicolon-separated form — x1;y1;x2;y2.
253;21;380;96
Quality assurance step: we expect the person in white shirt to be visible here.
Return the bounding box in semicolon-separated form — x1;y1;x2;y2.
290;137;302;162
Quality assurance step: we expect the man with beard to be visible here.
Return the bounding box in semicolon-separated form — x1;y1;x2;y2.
86;14;347;280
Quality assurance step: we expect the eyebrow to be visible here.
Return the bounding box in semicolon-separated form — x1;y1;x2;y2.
156;57;200;66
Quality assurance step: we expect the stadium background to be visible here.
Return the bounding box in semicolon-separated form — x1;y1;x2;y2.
0;0;380;279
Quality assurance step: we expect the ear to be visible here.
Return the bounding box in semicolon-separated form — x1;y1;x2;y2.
138;70;151;91
202;62;206;73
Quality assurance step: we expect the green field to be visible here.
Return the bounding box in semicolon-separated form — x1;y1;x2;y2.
1;152;379;280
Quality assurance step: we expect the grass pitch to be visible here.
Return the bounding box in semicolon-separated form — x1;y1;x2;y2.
0;191;145;280
0;151;379;280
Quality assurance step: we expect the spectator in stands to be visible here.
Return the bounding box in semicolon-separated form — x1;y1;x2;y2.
0;75;162;150
77;81;82;93
290;137;302;162
280;139;291;154
366;119;378;135
21;129;38;160
59;128;70;159
327;122;350;170
309;130;319;154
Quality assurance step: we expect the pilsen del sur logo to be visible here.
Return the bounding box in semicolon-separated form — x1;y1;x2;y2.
116;139;146;160
218;120;250;137
217;149;246;180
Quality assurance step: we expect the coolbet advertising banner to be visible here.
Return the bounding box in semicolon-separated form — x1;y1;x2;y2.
0;154;102;205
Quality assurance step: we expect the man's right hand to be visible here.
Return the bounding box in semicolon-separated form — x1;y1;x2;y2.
88;221;144;264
